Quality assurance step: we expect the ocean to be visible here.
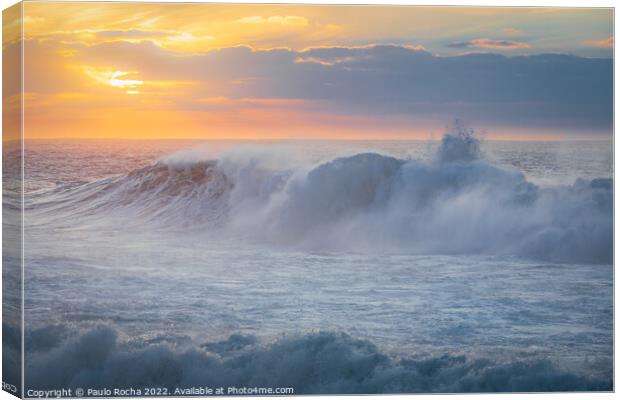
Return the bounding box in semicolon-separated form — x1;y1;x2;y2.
4;136;613;393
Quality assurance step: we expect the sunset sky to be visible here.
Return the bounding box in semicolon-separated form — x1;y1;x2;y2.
3;2;614;140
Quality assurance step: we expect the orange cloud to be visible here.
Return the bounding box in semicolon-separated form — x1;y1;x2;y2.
236;15;309;27
585;36;613;48
14;2;612;141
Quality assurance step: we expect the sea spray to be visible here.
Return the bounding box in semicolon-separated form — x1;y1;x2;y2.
25;125;612;264
437;120;482;163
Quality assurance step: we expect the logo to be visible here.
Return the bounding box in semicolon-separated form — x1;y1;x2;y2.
2;381;18;394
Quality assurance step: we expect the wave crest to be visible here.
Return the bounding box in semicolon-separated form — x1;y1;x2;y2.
29;160;232;227
29;133;612;264
221;150;611;263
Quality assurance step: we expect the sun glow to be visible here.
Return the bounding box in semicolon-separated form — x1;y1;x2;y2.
83;67;144;94
13;2;613;140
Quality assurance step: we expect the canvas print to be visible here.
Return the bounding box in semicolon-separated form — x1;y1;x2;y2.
2;1;614;397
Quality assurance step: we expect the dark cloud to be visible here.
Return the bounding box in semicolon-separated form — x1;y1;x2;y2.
25;40;614;135
447;38;530;49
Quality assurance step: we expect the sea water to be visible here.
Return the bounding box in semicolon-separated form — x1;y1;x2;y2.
5;136;613;393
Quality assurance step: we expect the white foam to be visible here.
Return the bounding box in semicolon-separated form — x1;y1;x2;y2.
27;128;612;264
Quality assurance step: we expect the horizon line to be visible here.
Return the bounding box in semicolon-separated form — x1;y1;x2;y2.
6;137;613;143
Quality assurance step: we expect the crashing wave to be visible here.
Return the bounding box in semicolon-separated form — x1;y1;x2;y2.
17;323;611;393
26;160;232;228
26;128;612;264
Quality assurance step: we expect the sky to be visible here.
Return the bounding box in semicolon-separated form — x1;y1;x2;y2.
3;2;614;140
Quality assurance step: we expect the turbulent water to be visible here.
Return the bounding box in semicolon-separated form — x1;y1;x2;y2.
4;133;613;393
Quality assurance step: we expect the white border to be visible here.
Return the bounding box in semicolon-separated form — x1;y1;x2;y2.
0;1;616;400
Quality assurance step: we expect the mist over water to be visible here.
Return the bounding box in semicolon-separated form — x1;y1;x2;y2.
26;127;612;264
14;128;613;393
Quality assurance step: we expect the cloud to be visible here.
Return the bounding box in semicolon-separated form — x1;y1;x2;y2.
96;29;171;39
298;44;433;70
236;15;309;27
22;39;613;137
585;36;613;48
295;44;427;65
447;38;530;50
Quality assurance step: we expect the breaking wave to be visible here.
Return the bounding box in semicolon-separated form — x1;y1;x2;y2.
20;323;611;394
27;127;612;264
